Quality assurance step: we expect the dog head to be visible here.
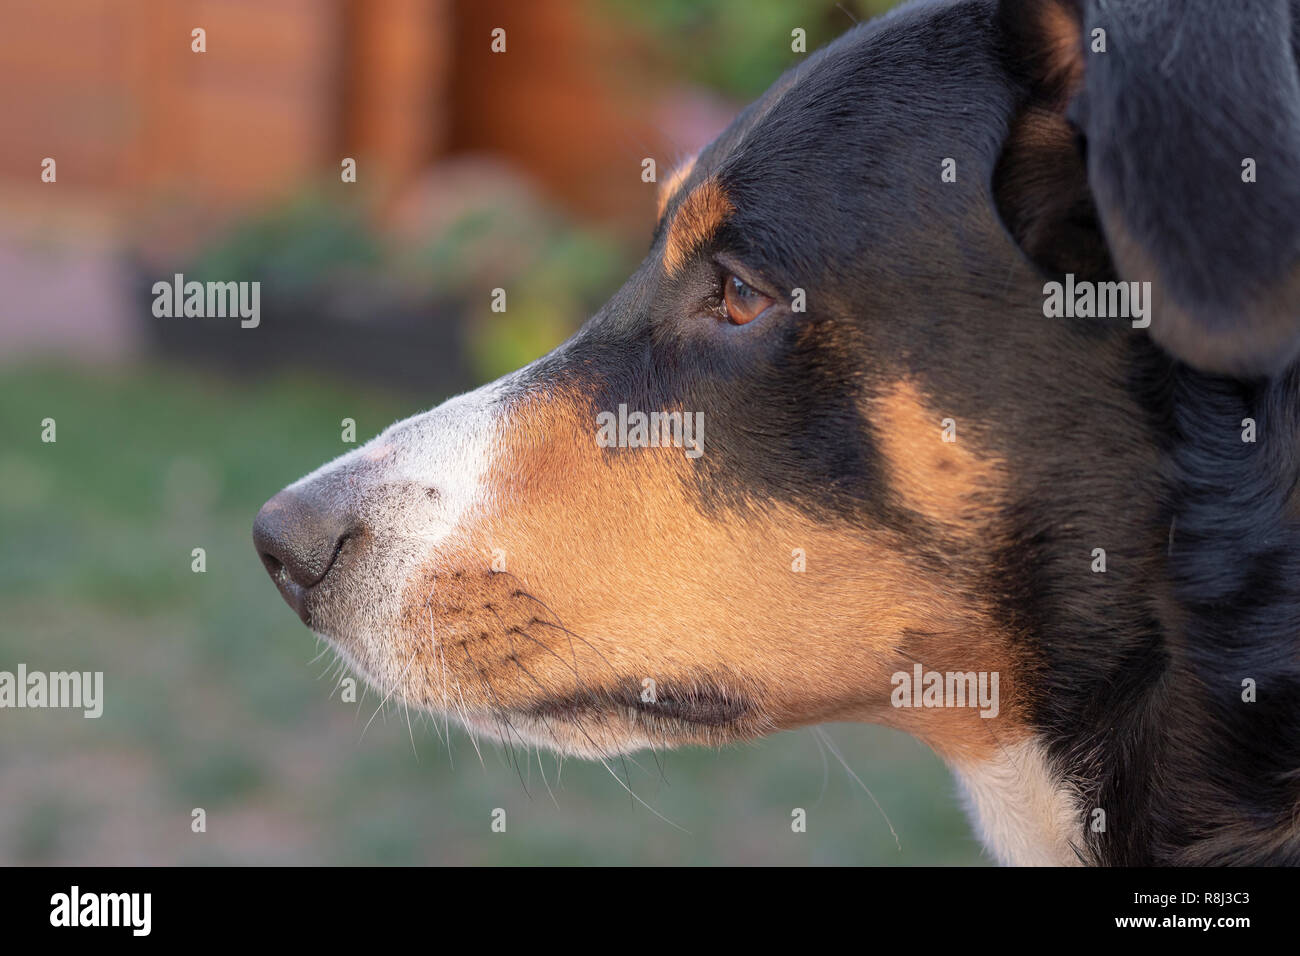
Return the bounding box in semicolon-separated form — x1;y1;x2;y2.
254;0;1300;773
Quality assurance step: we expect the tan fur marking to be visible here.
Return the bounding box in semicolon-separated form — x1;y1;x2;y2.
871;379;1006;530
1041;2;1085;102
656;154;698;221
663;177;733;276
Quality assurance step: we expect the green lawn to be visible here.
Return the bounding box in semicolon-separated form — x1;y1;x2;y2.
0;362;987;865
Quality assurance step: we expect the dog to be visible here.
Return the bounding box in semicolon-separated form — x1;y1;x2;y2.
253;0;1300;866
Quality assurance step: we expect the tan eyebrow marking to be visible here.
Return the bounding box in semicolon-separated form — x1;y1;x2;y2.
663;176;733;276
656;154;699;221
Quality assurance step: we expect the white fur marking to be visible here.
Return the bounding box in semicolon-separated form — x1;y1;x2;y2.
287;379;512;693
952;738;1085;866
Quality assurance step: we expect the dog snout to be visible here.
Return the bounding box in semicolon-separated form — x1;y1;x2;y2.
253;487;356;623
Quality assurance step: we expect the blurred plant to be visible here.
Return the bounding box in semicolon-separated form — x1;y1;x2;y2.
186;187;384;295
598;0;900;98
384;175;630;380
457;219;629;381
177;174;634;384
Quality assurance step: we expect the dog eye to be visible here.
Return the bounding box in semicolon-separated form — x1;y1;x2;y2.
722;273;774;325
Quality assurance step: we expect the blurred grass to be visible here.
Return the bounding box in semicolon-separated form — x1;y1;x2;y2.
0;362;986;865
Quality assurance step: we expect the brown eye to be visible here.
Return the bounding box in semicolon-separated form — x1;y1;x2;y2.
722;273;773;325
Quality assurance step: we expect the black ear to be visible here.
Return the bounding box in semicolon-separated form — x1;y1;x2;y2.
998;0;1300;378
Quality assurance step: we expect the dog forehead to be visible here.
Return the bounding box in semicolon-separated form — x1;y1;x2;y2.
683;4;1009;245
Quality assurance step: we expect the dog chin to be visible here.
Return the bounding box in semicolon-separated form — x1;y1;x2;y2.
323;645;743;759
453;711;668;759
452;693;771;758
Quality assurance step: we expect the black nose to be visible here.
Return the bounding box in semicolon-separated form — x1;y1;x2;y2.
253;488;353;623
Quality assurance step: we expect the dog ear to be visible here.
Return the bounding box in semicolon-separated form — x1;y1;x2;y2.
994;0;1113;282
997;0;1300;377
